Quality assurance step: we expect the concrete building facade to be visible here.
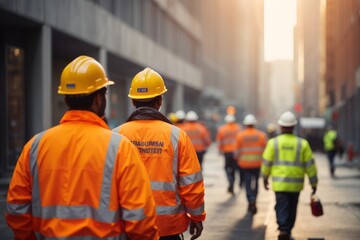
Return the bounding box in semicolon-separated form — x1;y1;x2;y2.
325;0;360;151
0;0;204;178
0;1;263;180
294;0;326;117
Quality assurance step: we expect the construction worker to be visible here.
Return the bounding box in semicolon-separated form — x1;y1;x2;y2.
113;68;205;240
234;114;267;214
182;111;212;167
168;112;179;124
175;109;186;129
261;111;318;240
216;114;242;194
323;125;341;177
266;122;277;139
5;56;159;239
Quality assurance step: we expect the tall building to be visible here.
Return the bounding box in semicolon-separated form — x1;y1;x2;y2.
200;0;263;117
295;0;326;117
325;0;360;150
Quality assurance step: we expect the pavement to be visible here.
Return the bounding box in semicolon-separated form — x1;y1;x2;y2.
183;144;360;240
1;144;360;239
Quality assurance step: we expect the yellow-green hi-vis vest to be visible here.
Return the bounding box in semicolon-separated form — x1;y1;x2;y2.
323;130;337;151
261;133;318;192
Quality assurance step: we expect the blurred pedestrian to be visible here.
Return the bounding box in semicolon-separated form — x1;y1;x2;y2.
175;109;186;129
235;114;267;214
5;56;159;239
113;68;205;240
261;111;318;240
216;114;242;194
168;112;179;124
323;125;343;177
182;111;212;167
266;122;277;139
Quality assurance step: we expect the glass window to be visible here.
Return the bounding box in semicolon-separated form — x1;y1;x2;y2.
5;46;25;169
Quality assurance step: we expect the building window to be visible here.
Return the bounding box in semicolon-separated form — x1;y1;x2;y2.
5;46;25;169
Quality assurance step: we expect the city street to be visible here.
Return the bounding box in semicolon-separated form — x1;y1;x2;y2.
1;144;360;239
184;144;360;240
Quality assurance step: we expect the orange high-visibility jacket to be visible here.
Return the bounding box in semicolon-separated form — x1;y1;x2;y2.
181;122;211;152
6;111;159;240
235;127;267;169
216;123;242;152
114;119;206;236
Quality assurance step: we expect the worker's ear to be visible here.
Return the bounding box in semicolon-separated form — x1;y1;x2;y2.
155;95;163;110
90;91;105;117
94;92;102;107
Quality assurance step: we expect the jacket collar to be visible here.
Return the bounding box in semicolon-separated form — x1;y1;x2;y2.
126;107;172;124
60;110;109;129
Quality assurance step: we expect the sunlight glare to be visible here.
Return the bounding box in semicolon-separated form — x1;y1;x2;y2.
264;0;297;62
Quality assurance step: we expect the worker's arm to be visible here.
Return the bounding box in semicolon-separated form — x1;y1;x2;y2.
6;139;37;240
261;139;275;190
117;138;159;240
177;133;206;230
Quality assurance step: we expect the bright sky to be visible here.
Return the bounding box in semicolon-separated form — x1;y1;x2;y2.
264;0;297;62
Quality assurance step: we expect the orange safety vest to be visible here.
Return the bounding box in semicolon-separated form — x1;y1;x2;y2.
181;122;211;152
216;123;242;152
6;111;159;240
114;117;206;237
235;127;267;169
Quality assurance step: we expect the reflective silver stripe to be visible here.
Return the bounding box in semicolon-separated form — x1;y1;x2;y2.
156;205;185;215
244;136;260;141
179;171;203;186
240;154;262;160
151;181;176;191
273;160;304;167
296;139;302;162
304;159;315;168
309;175;318;184
30;132;122;223
221;138;236;145
100;133;122;210
238;146;264;152
185;204;204;216
32;205;119;223
6;203;31;215
262;158;273;166
272;176;304;183
122;208;145;221
170;126;181;205
34;232;128;240
30;131;46;209
170;126;180;182
112;126;121;133
274;138;279;161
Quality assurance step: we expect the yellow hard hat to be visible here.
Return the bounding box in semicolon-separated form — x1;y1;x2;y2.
168;113;179;124
58;56;114;95
128;67;167;99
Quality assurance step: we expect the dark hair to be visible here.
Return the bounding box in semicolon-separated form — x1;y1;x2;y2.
65;87;107;110
133;96;161;109
281;126;294;133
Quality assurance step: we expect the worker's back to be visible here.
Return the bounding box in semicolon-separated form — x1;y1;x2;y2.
116;119;205;236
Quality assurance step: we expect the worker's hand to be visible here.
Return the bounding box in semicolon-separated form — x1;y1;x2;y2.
311;186;317;195
263;177;269;190
189;221;203;240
